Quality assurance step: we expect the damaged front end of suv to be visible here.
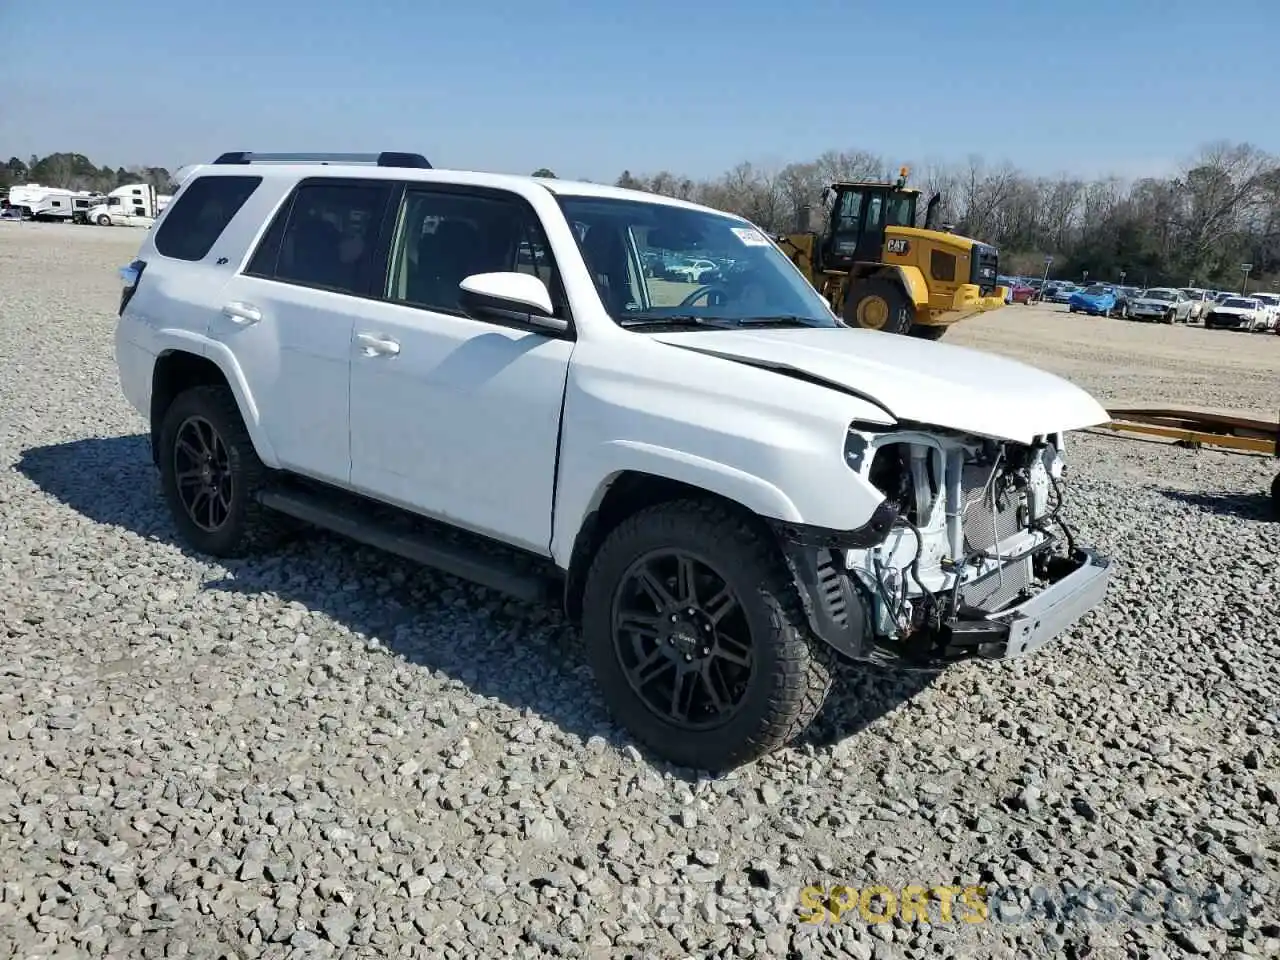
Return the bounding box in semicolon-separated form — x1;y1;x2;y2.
775;423;1112;669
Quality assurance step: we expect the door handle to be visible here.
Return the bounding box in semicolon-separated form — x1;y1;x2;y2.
356;333;401;357
222;301;261;325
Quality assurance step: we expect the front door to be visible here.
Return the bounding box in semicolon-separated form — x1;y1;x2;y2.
348;185;574;554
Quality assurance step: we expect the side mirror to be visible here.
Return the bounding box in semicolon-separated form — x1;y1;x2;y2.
458;272;568;334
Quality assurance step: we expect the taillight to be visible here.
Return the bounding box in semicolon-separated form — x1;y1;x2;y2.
118;259;146;316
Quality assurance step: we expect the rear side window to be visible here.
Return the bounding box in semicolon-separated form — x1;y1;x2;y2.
245;180;392;296
154;175;261;261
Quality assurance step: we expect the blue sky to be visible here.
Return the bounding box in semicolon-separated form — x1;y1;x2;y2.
3;0;1277;182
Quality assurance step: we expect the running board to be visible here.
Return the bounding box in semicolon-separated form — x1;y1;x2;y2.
256;486;560;604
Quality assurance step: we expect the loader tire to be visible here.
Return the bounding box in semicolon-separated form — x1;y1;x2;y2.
909;324;947;340
844;279;914;335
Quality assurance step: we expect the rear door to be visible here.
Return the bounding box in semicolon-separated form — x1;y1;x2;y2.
212;177;397;486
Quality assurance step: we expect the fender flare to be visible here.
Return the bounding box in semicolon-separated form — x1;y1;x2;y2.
552;439;804;567
846;263;930;310
153;329;282;469
884;264;930;307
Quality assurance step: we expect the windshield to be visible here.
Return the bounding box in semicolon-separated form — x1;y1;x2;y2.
1255;294;1279;305
885;192;916;227
1082;285;1108;295
1223;298;1255;308
556;196;838;328
1143;289;1175;301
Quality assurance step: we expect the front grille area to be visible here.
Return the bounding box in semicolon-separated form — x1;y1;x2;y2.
1204;311;1243;328
960;464;1025;553
969;244;1000;295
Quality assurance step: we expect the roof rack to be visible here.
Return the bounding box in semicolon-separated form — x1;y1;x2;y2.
211;152;432;169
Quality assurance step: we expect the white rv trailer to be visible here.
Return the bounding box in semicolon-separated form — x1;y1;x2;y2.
6;184;105;222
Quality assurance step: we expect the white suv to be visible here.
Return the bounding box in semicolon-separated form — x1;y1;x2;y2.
114;151;1114;770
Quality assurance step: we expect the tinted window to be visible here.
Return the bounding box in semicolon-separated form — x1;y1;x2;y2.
249;181;391;295
154;175;261;261
386;190;563;316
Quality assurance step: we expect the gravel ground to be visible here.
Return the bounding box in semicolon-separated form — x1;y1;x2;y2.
2;223;1278;960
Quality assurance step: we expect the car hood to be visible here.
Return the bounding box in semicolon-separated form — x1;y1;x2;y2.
1210;305;1254;315
1071;291;1111;301
650;327;1110;444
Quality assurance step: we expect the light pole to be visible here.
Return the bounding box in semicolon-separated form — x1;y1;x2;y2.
1119;270;1126;287
1241;263;1252;295
1039;255;1053;301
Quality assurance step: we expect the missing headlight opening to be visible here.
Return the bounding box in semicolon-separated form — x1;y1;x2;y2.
843;430;1085;667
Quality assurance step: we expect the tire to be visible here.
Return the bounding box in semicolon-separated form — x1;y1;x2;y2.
1164;310;1175;324
910;324;947;340
157;384;283;557
843;279;914;334
580;499;834;771
96;214;110;226
1272;473;1280;521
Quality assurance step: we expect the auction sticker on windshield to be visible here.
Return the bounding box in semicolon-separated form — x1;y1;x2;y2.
731;226;771;246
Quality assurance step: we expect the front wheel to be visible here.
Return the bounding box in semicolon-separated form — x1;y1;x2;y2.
96;214;110;226
580;499;833;771
157;385;283;557
843;279;914;334
910;324;947;340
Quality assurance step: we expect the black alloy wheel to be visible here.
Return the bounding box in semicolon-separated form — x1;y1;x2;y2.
172;415;234;532
611;549;754;730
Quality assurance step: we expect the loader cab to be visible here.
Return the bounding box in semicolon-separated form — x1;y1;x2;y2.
820;179;920;272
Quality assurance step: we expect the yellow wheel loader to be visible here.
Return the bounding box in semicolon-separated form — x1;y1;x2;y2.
776;168;1009;339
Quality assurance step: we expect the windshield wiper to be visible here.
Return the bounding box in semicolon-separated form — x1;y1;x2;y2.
619;314;818;331
729;315;815;327
618;314;738;329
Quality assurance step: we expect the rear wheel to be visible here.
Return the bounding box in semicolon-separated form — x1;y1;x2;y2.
843;279;914;335
580;499;833;771
158;385;284;557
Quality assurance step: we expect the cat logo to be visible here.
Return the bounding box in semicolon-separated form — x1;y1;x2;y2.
886;238;910;255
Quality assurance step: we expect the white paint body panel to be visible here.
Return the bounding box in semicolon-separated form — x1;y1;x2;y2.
114;161;1112;570
348;300;572;554
646;327;1111;445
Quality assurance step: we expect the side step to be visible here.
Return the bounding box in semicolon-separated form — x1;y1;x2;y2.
257;485;561;604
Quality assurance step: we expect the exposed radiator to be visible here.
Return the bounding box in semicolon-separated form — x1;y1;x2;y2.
960;464;1025;554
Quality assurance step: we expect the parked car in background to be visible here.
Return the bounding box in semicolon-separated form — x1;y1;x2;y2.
1128;288;1194;323
1203;296;1265;331
1178;288;1215;322
1045;282;1079;304
667;258;720;283
1006;280;1035;304
1068;284;1124;317
1251;293;1280;330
